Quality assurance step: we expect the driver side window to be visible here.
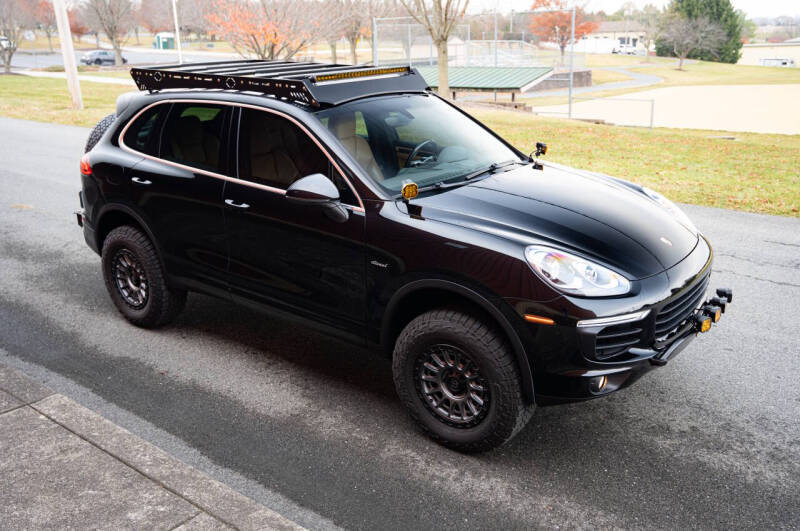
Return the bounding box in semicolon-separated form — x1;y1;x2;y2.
237;108;358;205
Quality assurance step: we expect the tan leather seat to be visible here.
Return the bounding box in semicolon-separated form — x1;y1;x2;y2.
249;119;299;188
170;115;220;169
329;113;383;181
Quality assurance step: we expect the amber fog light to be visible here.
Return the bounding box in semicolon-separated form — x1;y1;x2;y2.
589;375;608;393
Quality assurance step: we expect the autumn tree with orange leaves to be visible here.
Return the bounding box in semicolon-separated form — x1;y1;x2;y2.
528;0;597;60
207;0;321;60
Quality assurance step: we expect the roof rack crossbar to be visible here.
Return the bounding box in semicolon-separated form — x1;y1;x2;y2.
186;61;323;76
204;62;332;77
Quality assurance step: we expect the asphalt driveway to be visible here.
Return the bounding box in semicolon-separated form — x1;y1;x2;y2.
0;117;798;529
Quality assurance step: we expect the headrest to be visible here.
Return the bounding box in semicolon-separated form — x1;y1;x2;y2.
174;115;203;144
250;117;281;156
330;113;356;139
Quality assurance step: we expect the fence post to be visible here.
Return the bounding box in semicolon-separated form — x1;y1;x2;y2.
466;25;470;66
372;18;378;66
649;99;655;129
408;24;412;66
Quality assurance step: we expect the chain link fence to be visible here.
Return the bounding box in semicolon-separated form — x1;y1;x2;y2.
372;16;585;69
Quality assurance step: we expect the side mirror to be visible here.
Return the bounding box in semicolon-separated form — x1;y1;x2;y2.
286;173;349;223
535;142;547;157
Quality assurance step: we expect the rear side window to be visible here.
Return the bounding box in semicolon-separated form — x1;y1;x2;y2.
122;105;164;156
160;103;230;174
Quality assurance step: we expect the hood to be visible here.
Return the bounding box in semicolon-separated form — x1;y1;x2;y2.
413;162;698;280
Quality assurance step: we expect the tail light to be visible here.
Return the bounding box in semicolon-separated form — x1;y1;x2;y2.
80;153;92;175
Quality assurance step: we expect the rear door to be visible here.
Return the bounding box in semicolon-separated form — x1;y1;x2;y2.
122;101;232;296
223;106;366;337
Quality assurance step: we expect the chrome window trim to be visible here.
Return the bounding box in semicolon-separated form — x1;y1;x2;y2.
576;309;651;328
118;98;366;212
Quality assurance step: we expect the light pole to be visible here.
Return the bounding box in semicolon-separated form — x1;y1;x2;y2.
568;6;575;119
493;7;498;67
172;0;183;64
52;0;82;109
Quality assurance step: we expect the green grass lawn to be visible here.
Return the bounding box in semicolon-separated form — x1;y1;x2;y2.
0;73;797;217
468;106;799;217
590;69;632;86
0;75;132;128
628;60;800;86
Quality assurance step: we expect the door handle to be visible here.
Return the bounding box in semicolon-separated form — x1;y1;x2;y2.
225;199;250;209
131;177;152;185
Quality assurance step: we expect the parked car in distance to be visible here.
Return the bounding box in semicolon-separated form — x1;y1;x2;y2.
76;61;732;452
0;35;12;50
80;49;127;65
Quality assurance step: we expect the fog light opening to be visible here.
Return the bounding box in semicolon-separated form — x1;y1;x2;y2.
589;375;608;393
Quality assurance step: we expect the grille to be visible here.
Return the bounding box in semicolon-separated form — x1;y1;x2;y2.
595;322;644;360
655;273;710;337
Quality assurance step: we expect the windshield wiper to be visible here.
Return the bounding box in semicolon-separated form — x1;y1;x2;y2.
396;159;527;198
463;159;525;181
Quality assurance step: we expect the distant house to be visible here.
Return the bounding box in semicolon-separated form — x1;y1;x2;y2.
576;21;647;54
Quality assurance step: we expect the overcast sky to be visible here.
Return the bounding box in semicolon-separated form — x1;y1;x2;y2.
468;0;799;19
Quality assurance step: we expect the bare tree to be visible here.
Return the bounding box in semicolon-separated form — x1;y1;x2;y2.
0;0;34;73
637;4;661;62
659;14;726;70
399;0;468;97
207;0;323;61
82;0;134;65
33;0;57;52
318;0;350;64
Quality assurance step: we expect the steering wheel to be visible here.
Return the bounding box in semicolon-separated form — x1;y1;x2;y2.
404;139;436;168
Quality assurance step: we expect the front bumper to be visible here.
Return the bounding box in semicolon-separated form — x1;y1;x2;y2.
532;296;730;404
510;236;733;403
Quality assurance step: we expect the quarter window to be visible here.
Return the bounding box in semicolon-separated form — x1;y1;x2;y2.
160;103;229;173
122;105;164;156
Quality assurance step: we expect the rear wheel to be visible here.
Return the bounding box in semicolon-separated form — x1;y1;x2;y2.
392;309;535;452
101;226;186;328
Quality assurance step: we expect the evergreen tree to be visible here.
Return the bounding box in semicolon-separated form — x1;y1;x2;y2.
656;0;743;63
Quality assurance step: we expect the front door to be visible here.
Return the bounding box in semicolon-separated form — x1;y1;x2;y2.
223;107;366;337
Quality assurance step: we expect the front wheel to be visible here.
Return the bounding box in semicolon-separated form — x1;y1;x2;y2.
101;226;186;328
392;309;535;452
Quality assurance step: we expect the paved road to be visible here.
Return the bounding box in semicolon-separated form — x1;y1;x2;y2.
11;48;237;69
526;65;664;98
1;117;799;529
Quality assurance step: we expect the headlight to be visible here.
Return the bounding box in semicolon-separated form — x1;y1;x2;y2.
525;246;630;297
642;187;698;234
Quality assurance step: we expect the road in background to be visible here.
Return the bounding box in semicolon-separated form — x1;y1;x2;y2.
10;48;238;69
1;117;798;529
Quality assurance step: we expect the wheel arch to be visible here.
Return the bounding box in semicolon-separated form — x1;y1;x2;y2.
381;279;535;403
94;205;166;273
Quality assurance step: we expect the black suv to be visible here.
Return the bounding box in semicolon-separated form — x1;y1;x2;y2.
77;61;731;452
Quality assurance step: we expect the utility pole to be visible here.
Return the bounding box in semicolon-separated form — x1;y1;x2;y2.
372;18;379;66
171;0;183;64
493;7;498;66
52;0;82;110
568;6;575;119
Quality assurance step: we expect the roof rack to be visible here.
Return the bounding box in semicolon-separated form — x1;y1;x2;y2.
129;60;430;108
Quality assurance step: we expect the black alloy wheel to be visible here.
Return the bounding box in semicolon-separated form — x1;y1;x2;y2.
111;248;148;309
414;344;490;428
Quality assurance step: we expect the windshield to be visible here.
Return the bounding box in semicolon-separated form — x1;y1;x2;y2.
316;94;522;196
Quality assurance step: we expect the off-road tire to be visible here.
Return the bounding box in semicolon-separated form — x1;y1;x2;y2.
84;113;116;153
101;226;187;328
392;309;535;453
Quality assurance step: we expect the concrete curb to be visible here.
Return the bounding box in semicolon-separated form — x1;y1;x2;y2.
0;364;304;531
